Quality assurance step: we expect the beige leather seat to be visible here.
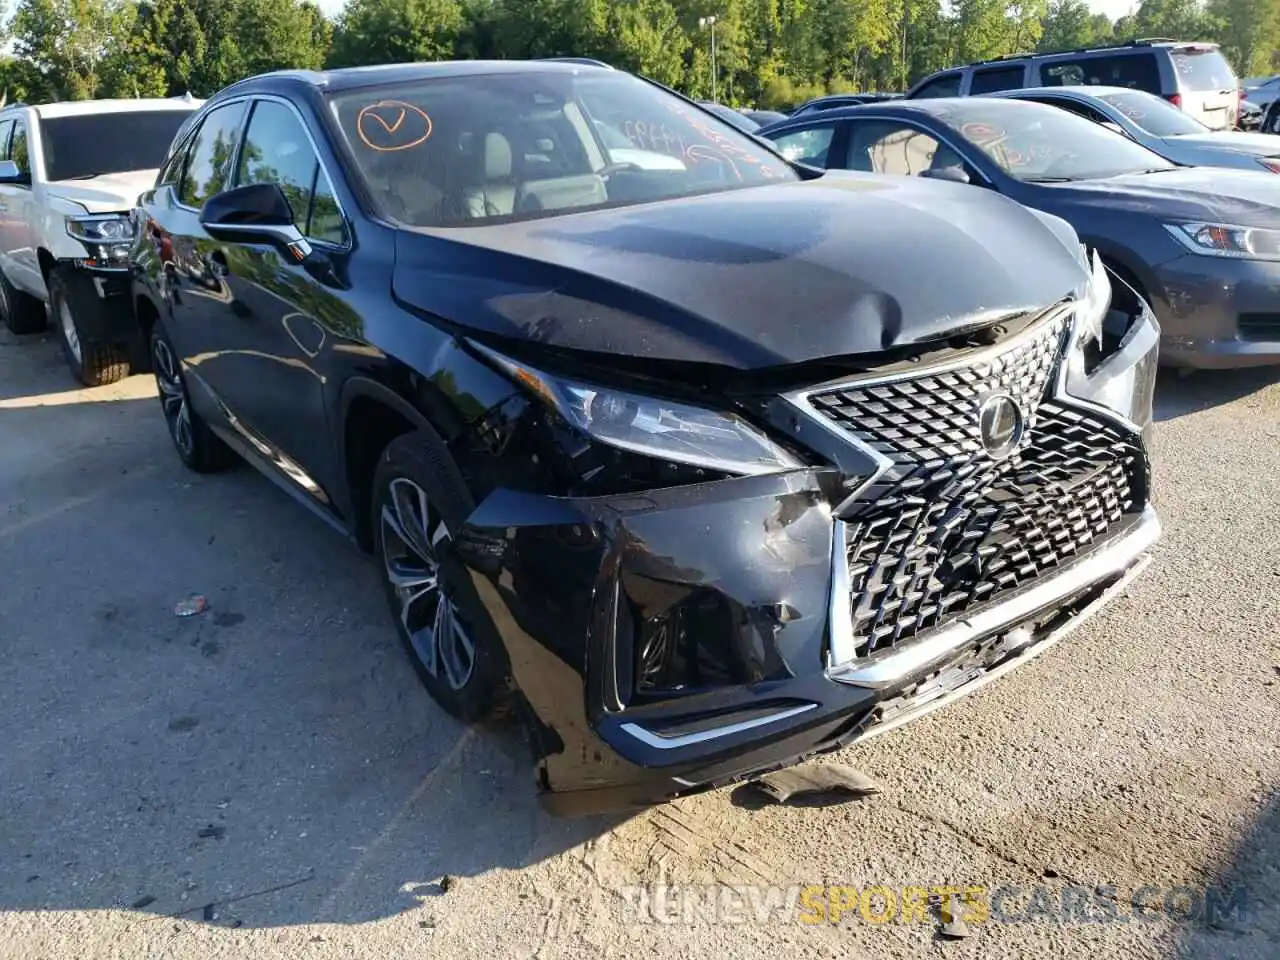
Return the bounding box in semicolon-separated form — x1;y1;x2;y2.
463;133;516;218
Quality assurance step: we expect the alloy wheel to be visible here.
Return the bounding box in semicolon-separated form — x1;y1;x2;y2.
380;477;476;691
151;335;193;458
59;298;83;364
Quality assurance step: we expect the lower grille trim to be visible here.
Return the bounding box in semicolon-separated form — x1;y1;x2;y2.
827;504;1160;688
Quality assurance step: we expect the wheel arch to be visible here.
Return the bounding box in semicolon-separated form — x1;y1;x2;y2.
338;376;441;553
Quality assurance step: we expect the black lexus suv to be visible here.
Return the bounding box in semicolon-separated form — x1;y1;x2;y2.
130;60;1161;815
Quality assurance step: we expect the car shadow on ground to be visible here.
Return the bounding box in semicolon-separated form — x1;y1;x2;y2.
0;335;627;932
1165;792;1280;957
1154;366;1280;422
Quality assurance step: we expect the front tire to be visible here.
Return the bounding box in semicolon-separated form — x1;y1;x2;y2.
150;321;237;473
51;271;130;386
372;430;510;722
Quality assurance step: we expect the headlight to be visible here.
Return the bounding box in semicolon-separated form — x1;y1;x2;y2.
1064;255;1159;431
474;346;803;476
66;214;133;266
1165;221;1280;260
66;214;132;242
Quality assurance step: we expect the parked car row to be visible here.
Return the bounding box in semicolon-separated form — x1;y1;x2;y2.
758;91;1280;370
1;57;1233;816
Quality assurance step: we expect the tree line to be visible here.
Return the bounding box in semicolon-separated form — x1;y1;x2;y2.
1;0;1276;110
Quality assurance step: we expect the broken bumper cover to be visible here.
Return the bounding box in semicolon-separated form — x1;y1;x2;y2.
459;484;1159;817
598;508;1156;815
456;302;1161;816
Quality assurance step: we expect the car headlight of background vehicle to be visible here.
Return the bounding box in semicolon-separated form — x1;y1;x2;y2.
474;346;803;476
1064;252;1159;431
65;214;133;267
1165;221;1280;260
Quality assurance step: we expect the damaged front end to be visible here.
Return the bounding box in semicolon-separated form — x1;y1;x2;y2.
448;255;1161;816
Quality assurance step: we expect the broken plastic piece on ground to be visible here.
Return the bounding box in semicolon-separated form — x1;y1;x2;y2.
174;595;209;617
741;763;882;807
939;894;972;939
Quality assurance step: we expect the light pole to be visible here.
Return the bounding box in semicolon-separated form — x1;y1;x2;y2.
698;15;718;103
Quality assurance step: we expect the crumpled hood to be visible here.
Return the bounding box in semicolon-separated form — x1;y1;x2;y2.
1044;167;1280;227
1167;132;1280;156
44;170;157;213
392;173;1088;370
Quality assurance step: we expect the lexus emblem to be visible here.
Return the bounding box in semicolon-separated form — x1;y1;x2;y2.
977;394;1024;459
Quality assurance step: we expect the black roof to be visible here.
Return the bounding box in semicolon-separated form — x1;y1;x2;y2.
214;59;606;100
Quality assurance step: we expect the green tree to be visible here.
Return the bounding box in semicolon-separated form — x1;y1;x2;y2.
1208;0;1280;74
329;0;461;67
12;0;122;99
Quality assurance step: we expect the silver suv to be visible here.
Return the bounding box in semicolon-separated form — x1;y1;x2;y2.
906;39;1240;131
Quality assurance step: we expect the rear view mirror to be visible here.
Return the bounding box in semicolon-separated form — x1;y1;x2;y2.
200;182;312;261
0;159;30;185
920;166;971;184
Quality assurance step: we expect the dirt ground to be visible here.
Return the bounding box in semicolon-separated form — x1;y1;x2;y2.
1;327;1277;960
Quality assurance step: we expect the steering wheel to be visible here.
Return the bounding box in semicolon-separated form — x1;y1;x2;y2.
597;161;645;178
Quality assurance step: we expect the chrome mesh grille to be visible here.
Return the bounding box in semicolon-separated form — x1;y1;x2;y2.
805;312;1145;659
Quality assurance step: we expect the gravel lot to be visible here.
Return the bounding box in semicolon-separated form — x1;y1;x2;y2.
1;327;1277;960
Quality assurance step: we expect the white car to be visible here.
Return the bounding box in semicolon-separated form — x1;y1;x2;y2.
995;86;1280;175
0;96;201;384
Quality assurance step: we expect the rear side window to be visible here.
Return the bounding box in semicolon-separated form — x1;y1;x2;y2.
1171;49;1236;91
179;101;248;208
769;125;838;167
1042;53;1160;93
913;73;962;98
0;120;12;161
970;66;1025;94
10;120;30;176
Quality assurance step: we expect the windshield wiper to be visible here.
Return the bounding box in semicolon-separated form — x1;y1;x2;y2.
1023;176;1075;183
65;171;112;180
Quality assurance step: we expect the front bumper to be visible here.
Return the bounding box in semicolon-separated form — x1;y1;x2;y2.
454;303;1161;816
1149;253;1280;369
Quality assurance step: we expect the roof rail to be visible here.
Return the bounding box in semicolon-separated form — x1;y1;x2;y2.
539;57;614;69
969;36;1202;67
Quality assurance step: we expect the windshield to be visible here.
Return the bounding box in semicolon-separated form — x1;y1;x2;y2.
40;111;196;181
699;102;760;132
1098;90;1208;136
327;71;793;227
1171;49;1236;92
936;100;1175;181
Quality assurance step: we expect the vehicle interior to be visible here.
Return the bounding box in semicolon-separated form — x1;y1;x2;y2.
330;76;791;227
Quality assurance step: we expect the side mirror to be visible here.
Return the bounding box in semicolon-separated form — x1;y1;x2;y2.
0;159;30;185
199;182;312;261
920;166;971;184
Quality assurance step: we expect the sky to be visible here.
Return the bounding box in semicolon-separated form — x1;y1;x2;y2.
312;0;1139;23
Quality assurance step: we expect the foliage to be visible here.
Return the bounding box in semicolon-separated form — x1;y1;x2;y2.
1;0;1276;107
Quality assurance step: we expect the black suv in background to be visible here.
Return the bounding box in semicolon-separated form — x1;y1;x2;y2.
130;61;1160;814
908;39;1240;131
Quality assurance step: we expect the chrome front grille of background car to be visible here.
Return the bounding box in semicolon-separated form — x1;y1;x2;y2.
801;310;1146;660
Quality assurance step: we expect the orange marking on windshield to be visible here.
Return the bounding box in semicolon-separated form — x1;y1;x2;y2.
356;100;432;152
